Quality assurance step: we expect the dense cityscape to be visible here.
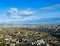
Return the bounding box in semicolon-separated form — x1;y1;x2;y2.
0;0;60;46
0;24;60;46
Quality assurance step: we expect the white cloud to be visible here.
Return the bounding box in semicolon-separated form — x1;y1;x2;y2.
19;10;36;15
6;7;60;22
24;16;41;21
40;4;60;11
7;8;36;19
6;8;39;22
10;15;23;19
9;8;18;13
6;7;60;23
9;15;41;22
7;8;18;16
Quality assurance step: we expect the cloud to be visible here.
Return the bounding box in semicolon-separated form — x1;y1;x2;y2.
7;8;36;19
6;7;60;24
24;16;41;21
7;8;40;22
9;15;41;22
10;15;23;19
40;4;60;11
9;8;18;13
19;10;36;15
6;8;40;22
7;8;18;17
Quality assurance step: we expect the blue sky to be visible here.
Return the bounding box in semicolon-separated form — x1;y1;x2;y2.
0;0;60;24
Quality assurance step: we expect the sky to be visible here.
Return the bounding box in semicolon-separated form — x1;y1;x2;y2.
0;0;60;24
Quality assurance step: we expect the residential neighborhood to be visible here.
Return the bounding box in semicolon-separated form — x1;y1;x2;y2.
0;24;60;46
